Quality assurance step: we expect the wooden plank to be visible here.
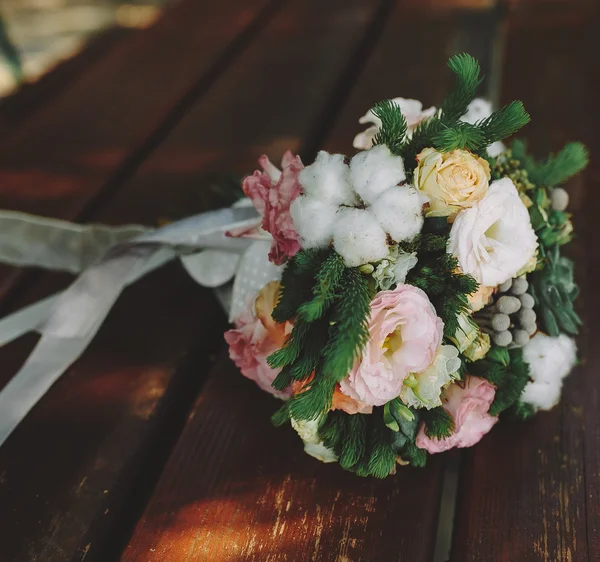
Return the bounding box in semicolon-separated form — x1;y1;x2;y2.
121;4;493;562
0;0;390;560
451;5;600;561
0;26;133;133
0;0;278;304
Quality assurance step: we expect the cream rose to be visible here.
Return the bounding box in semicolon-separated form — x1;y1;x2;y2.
414;148;491;217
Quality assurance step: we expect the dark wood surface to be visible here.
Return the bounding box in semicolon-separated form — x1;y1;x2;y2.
0;0;597;561
451;4;600;561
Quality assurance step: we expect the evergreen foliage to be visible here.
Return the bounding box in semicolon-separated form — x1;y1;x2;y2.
269;250;376;421
440;53;483;121
512;139;589;187
476;101;530;146
468;347;531;416
508;400;536;421
421;406;455;439
371;99;408;155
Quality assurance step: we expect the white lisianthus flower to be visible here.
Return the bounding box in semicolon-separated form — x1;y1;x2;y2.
400;345;461;409
372;246;418;290
521;333;577;410
349;144;406;204
291;418;337;463
461;98;506;157
448;177;538;286
353;97;436;149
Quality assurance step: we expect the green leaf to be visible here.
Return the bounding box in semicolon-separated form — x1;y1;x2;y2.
477;100;530;145
371;99;409;155
421;407;455;440
383;402;400;432
441;53;483;121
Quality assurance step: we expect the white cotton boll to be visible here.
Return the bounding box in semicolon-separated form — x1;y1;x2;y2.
521;333;577;410
332;208;389;267
370;186;425;242
289;196;338;249
349;145;406;204
298;151;356;205
487;141;506;158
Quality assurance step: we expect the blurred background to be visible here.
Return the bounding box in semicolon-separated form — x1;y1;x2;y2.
0;0;170;95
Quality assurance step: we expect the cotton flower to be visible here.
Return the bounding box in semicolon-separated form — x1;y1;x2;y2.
414;148;491;217
370;186;426;242
289;197;338;249
372;246;418;290
291;418;337;463
521;333;577;410
332;208;389;267
339;285;444;406
353;97;436;149
242;151;304;265
400;345;461;409
224;281;293;399
298;151;356;205
448;177;538;286
416;376;498;453
349;145;406;205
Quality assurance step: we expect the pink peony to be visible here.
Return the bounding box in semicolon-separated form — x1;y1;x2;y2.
339;285;444;407
416;375;498;453
242;151;304;265
225;281;292;399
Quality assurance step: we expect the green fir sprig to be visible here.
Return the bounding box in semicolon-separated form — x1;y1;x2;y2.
371;99;408;155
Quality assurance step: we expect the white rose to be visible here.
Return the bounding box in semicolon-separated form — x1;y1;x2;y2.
521;333;577;410
448;177;538;286
414;148;491;217
291;418;337;463
353;97;436;150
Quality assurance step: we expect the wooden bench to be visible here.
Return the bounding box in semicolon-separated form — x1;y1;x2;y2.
0;1;597;560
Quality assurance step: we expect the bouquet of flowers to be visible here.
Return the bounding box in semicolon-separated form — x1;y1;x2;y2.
224;54;588;477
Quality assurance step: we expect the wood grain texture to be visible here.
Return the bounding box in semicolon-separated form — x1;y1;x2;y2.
451;5;600;561
120;4;497;561
123;358;445;562
0;0;390;560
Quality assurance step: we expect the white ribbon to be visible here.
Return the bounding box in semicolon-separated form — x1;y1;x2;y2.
0;202;281;447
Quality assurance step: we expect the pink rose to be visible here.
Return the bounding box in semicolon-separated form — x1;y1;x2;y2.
225;281;292;399
339;285;444;407
242;151;304;265
416;376;498;453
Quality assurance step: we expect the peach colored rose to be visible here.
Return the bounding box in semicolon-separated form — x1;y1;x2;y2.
468;284;494;312
414;148;490;217
242;151;304;265
339;285;444;407
416;376;498;453
225;281;292;399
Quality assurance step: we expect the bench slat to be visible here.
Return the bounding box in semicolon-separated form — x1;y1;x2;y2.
451;5;599;561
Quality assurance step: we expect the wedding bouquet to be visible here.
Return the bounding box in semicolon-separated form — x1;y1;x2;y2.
224;54;588;477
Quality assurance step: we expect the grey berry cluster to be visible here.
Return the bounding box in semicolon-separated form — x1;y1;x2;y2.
474;276;537;348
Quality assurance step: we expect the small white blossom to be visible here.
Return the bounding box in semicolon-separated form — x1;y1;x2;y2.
448;177;538;286
333;208;389;267
521;333;577;410
373;246;418;290
400;345;461;409
289;197;338;249
370;185;426;242
298;151;356;205
291;418;337;463
349;145;406;205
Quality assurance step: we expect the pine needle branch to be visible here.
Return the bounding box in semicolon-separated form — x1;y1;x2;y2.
477;101;530;145
372;99;408;155
441;53;483;121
